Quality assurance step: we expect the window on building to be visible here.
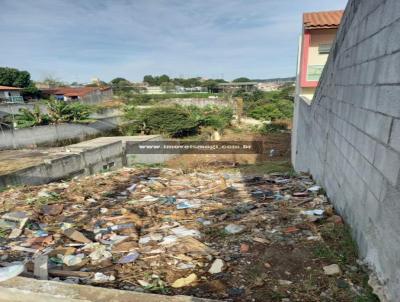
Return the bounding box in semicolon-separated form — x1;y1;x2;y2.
307;65;324;81
319;44;332;54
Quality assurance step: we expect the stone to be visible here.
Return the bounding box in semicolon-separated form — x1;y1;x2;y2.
323;264;341;275
171;273;197;288
278;279;293;286
327;215;343;224
208;259;224;274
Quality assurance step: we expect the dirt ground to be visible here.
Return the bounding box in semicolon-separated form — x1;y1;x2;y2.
166;131;292;174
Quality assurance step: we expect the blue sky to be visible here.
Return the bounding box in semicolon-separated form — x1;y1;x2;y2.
0;0;348;83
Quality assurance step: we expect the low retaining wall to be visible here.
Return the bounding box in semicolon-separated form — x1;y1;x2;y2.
0;135;178;189
0;116;121;150
292;0;400;300
0;276;217;302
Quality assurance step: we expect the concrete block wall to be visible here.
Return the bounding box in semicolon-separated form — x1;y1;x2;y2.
0;116;121;150
292;0;400;300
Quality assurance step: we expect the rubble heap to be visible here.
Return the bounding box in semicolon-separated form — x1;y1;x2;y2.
0;167;373;301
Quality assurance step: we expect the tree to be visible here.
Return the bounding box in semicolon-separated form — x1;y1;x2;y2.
0;67;31;87
159;74;170;84
160;82;176;93
42;76;66;87
143;75;156;85
232;77;251;83
22;82;41;99
110;77;133;94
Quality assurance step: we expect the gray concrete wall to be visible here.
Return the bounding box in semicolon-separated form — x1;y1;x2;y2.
0;116;121;150
0;135;178;189
292;0;400;300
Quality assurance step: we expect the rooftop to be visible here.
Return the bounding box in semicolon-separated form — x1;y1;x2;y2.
42;86;110;97
303;10;344;30
0;85;22;91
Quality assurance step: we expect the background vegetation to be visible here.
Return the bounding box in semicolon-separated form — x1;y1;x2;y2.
122;104;233;137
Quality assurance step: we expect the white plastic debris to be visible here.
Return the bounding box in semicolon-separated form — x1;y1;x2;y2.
93;272;115;283
171;226;201;238
225;224;245;234
302;209;324;216
0;263;25;282
159;235;178;245
62;254;85;266
307;185;321;192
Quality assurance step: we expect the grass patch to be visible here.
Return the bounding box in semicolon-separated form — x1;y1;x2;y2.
314;223;379;302
231;160;293;175
314;224;358;264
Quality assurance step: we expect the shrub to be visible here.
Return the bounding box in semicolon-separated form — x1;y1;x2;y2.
124;106;199;137
186;105;233;131
248;99;293;121
14;104;51;128
14;100;94;128
259;121;289;133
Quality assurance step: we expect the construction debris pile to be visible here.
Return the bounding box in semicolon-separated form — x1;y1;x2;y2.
0;167;370;301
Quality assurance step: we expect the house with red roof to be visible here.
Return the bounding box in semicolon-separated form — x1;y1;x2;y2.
0;86;24;103
41;86;113;103
296;10;343;102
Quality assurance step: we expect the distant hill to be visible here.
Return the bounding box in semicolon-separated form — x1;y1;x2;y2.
252;76;295;83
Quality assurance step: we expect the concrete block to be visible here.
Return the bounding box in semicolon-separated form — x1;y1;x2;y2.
381;0;400;28
363;111;392;144
361;85;379;111
376;85;400;117
373;143;400;185
376;52;400;84
389;119;400;153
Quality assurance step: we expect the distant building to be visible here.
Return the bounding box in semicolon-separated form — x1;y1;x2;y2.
217;82;258;93
41;86;113;103
257;82;280;92
0;86;24;103
296;10;343;102
145;86;165;95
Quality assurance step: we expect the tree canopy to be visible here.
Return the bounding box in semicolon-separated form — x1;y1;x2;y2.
232;77;252;83
0;67;31;87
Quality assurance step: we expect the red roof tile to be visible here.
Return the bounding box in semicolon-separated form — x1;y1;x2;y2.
0;85;22;91
42;87;102;97
303;10;344;29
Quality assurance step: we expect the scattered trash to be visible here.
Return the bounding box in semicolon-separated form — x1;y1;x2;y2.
63;228;92;244
176;200;194;209
118;251;140;264
62;254;85;266
93;272;115;283
302;209;325;216
171;273;197;288
0;166;355;301
171;226;201;238
225;224;245;234
251;189;273;198
40;204;64;216
308;185;321;193
208;259;224;274
0;263;25;282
